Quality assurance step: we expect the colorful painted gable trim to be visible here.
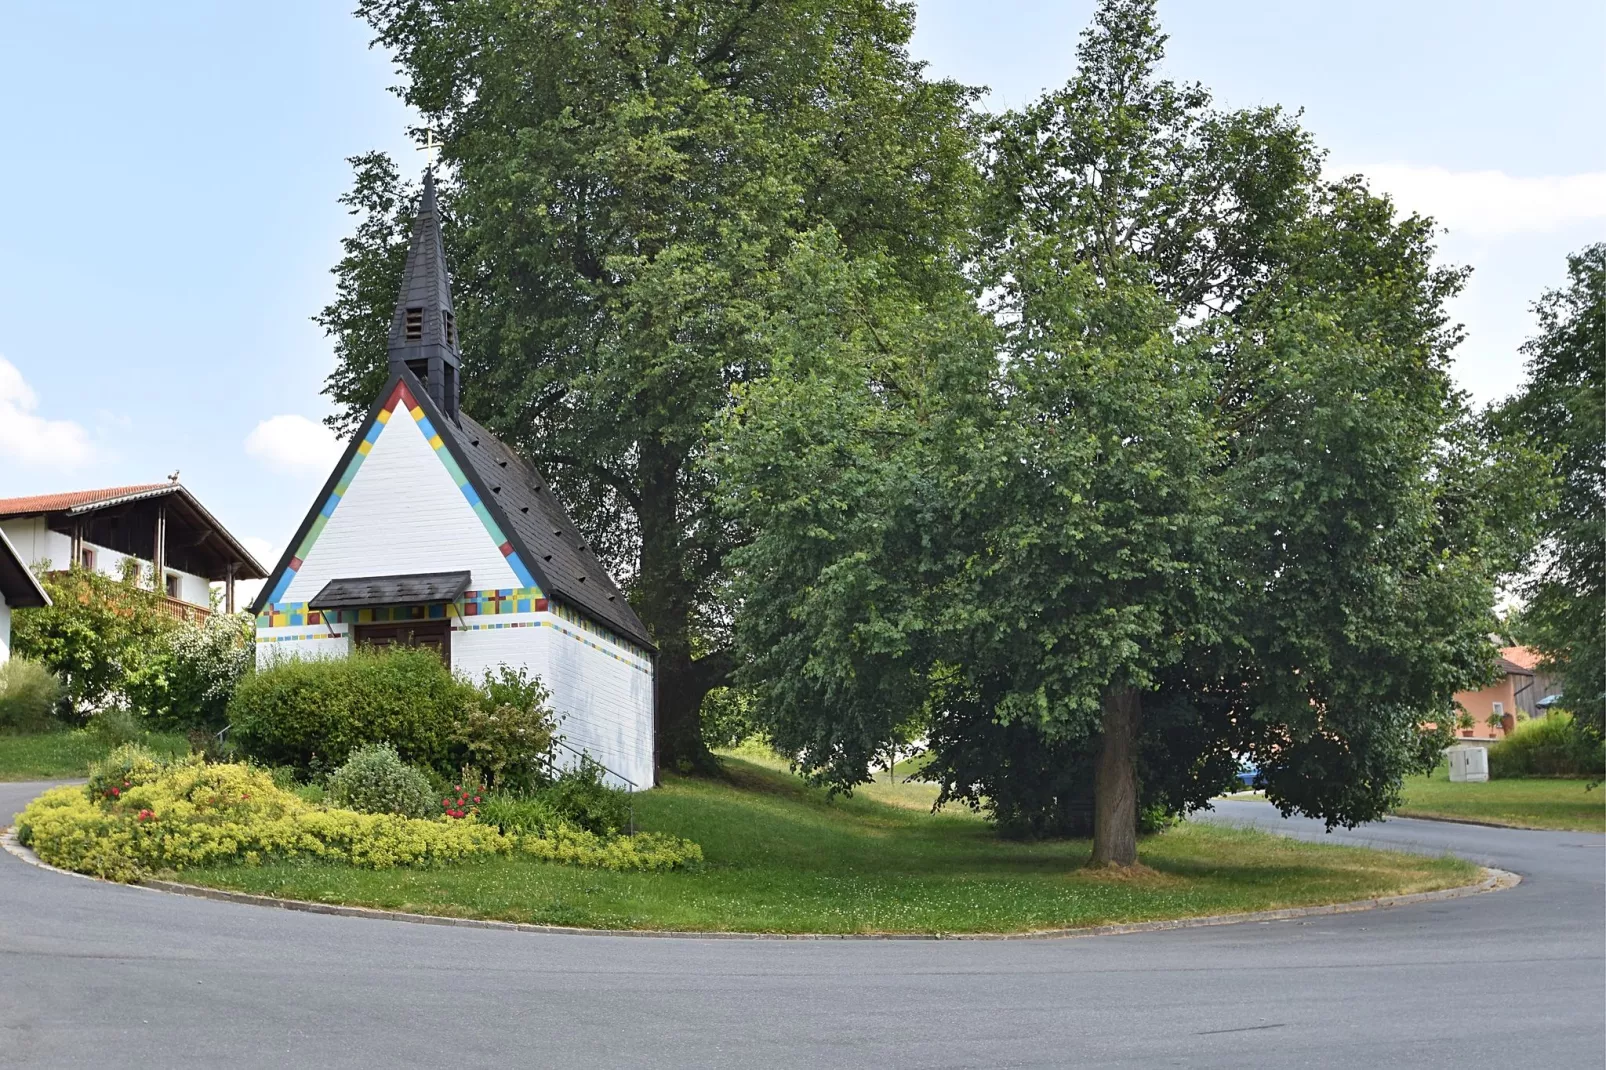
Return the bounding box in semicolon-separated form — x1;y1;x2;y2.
261;379;538;606
257;587;546;629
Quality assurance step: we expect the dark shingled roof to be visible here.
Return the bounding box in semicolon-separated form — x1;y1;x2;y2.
442;413;653;650
309;571;471;610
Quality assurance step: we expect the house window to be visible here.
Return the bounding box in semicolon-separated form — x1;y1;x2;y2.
405;307;424;340
1491;701;1504;717
165;573;180;599
80;547;95;571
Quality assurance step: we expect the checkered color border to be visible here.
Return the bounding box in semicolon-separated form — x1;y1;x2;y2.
262;379;538;606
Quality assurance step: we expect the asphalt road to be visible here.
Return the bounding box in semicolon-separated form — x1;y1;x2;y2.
1;782;1600;1069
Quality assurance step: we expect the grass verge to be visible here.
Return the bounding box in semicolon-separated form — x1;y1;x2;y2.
0;729;189;781
1396;766;1603;832
172;751;1476;934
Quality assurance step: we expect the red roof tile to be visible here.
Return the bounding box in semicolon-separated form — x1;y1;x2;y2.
1500;645;1541;671
0;484;173;517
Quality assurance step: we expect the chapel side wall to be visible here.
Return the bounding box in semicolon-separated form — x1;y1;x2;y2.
537;615;655;791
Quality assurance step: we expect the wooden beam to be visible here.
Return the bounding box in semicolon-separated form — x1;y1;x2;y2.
153;503;167;591
225;563;236;614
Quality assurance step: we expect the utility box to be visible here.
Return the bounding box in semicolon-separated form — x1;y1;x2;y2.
1447;745;1489;783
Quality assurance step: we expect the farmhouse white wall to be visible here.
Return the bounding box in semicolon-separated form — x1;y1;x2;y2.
280;409;519;604
0;518;210;608
0;595;11;663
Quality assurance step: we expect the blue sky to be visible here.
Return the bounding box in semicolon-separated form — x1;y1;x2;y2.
1;1;1601;590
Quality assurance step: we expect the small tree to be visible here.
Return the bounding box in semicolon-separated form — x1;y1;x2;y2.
11;563;176;718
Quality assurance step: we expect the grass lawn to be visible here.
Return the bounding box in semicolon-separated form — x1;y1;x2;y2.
173;749;1477;935
0;729;189;781
1395;766;1604;832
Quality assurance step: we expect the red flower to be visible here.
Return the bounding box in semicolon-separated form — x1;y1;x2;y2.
110;788;120;796
441;798;450;806
473;796;481;803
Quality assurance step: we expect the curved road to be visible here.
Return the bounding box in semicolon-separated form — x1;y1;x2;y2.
1;784;1600;1069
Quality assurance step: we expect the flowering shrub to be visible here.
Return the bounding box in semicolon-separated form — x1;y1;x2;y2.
16;754;702;882
127;613;254;732
326;743;436;818
439;777;485;820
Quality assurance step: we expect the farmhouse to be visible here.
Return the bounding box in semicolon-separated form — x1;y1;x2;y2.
0;481;265;618
250;169;656;789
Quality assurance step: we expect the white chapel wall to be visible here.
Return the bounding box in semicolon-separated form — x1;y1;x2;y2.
278;408;520;605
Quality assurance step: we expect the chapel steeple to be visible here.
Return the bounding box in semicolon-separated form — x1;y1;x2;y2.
387;168;460;422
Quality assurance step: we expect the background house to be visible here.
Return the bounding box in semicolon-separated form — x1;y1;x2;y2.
1451;646;1551;741
0;526;51;663
0;482;265;618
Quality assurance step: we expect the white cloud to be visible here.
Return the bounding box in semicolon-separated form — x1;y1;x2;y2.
244;414;343;474
0;357;95;467
240;535;278;570
1356;165;1606;238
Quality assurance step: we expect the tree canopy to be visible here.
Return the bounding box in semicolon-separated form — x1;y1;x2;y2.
712;0;1536;864
318;0;981;769
1498;244;1605;740
319;0;1540;860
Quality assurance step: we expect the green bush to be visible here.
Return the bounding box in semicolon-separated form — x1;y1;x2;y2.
86;707;146;748
545;757;632;835
229;646;475;774
0;658;64;732
326;743;437;818
18;757;701;881
1489;713;1605;779
450;666;557;790
127;614;254;732
86;742;173;803
477;794;563;835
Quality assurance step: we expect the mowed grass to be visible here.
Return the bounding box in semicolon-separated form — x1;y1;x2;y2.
0;729;189;781
175;750;1476;935
1396;765;1604;832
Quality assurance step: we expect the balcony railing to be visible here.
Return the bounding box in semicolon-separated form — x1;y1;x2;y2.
158;596;210;623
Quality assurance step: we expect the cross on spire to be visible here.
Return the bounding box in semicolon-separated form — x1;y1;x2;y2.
417;123;440;168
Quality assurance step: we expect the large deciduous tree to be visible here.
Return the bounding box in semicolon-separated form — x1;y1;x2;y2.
317;0;979;770
715;0;1536;866
1498;245;1605;740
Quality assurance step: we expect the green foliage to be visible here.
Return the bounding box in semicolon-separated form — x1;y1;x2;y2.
544;758;633;836
449;666;556;790
11;563;177;717
86;707;146;748
0;658;64;732
85;742;172;803
126;613;254;732
698;686;760;750
19;755;700;882
1488;714;1606;779
1495;244;1605;741
517;825;701;872
326;743;437;818
319;0;984;766
476;794;562;836
713;0;1537;854
229;646;474;774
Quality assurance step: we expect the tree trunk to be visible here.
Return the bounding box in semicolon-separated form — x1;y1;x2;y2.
635;439;721;777
1089;685;1142;867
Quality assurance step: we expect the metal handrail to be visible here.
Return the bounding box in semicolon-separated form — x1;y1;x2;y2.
541;737;637;836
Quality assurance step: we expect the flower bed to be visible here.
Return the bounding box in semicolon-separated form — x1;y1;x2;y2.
16;747;701;882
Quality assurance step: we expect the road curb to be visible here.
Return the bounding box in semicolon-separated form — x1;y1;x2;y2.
1;826;1521;942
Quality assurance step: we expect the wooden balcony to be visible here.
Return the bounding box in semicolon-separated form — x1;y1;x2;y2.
158;596;210;623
